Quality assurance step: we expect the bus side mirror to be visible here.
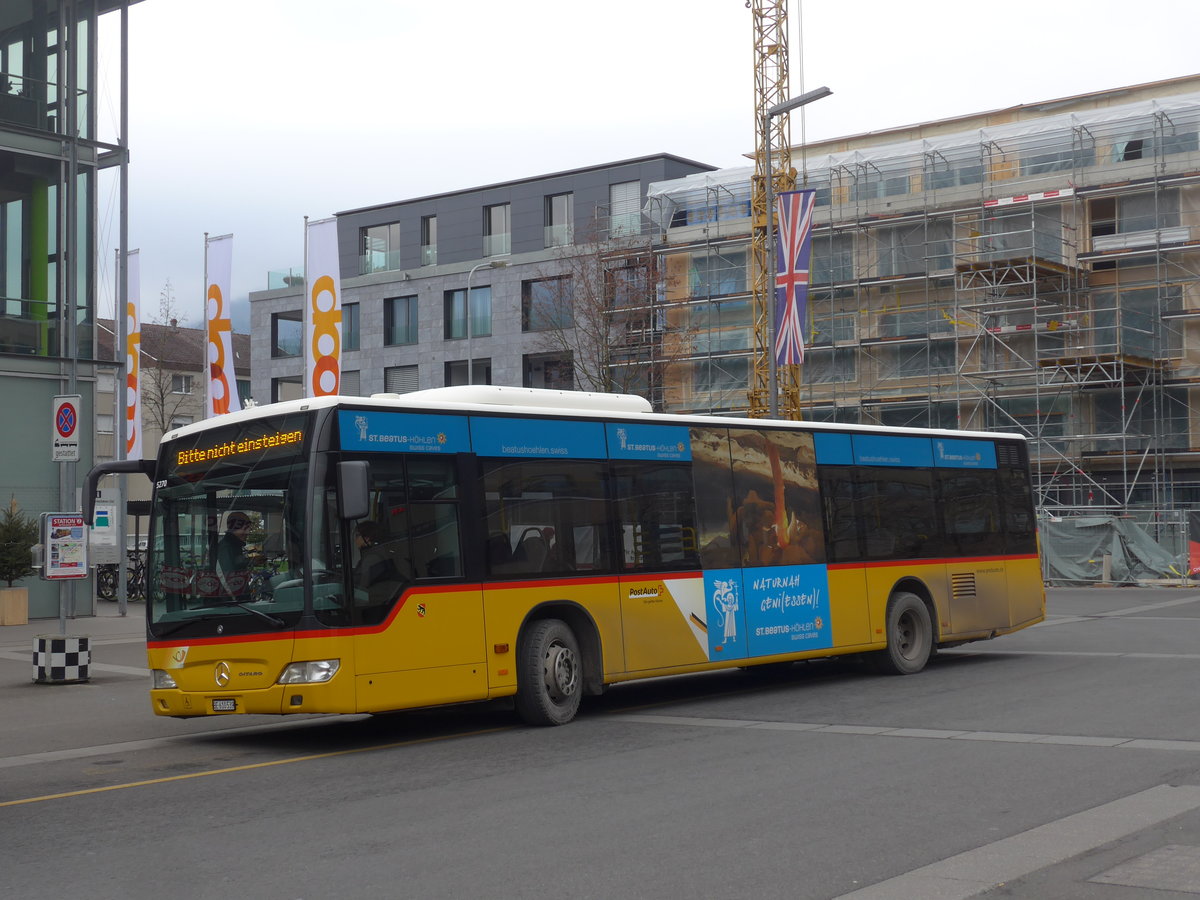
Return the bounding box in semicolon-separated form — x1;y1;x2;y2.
337;461;370;521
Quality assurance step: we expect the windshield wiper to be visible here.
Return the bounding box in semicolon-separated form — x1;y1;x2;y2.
155;603;286;638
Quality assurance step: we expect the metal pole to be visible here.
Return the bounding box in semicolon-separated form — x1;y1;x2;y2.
116;0;130;617
765;112;778;419
465;262;484;385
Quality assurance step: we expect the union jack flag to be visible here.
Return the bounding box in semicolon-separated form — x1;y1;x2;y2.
774;189;817;366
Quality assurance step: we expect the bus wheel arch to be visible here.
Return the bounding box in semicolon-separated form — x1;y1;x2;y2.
873;583;935;676
515;603;602;726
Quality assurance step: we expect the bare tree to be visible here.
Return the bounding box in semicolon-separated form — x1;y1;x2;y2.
526;222;693;409
140;280;195;436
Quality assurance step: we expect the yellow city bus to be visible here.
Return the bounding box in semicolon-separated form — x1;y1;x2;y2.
85;386;1044;726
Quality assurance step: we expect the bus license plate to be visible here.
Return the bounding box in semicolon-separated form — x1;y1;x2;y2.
212;698;237;712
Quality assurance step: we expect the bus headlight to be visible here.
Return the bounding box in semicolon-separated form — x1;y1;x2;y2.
278;659;341;684
151;669;178;689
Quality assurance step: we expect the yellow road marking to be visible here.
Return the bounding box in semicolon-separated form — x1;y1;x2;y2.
0;726;511;808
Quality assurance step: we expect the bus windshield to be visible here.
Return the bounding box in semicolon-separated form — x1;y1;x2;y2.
148;413;318;639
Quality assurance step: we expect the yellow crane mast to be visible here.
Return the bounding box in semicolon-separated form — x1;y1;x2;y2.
747;0;800;419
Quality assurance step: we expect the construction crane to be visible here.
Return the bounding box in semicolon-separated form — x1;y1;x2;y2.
747;0;799;419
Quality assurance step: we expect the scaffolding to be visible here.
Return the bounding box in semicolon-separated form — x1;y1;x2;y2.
646;84;1200;578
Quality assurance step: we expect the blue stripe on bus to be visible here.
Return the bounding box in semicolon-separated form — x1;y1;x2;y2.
470;416;607;459
852;434;934;468
814;433;853;465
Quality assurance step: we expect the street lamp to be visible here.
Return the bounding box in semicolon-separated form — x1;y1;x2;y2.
765;85;832;418
465;259;508;385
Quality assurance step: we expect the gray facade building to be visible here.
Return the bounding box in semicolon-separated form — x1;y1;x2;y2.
249;155;715;404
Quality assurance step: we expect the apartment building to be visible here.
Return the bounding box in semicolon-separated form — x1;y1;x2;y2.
248;155;716;406
648;75;1200;522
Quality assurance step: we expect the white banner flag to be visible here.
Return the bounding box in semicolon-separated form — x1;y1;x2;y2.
124;249;143;459
305;216;342;397
204;234;240;417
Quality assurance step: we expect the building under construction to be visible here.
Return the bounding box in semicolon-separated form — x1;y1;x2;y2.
642;75;1200;581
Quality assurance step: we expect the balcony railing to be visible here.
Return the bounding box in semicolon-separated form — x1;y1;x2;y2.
484;233;511;258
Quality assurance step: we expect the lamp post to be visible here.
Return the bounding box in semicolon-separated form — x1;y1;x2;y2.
765;85;832;418
465;259;508;385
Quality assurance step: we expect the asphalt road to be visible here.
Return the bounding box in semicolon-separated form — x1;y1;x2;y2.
4;586;1200;899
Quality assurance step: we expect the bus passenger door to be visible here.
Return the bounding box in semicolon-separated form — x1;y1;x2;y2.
353;585;486;712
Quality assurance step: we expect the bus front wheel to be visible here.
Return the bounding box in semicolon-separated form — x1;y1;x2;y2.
874;591;932;676
516;618;583;726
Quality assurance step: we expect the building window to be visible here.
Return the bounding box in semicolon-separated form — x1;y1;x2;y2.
271;311;303;358
609;181;640;237
271;375;304;403
360;222;401;274
812;233;855;285
384;365;419;394
343;302;360;351
444;286;491;340
802;347;857;384
484;203;510;257
689;249;747;297
97;372;115;393
341;369;361;396
810;312;856;345
607;263;652;307
169;414;194;430
421;215;437;266
524;353;574;390
97;413;114;434
877;342;955;380
171;374;194;394
545;193;574;247
522;277;573;332
689;299;752;354
384;295;418;346
445;359;490;386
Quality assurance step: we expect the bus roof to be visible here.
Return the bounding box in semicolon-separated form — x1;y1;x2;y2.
162;386;1024;445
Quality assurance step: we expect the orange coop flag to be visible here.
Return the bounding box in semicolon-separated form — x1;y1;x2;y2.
204;234;240;417
305;216;341;397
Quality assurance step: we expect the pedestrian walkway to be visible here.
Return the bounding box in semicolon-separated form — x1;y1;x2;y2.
0;599;145;651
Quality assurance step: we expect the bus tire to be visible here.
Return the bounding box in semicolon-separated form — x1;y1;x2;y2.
874;591;932;676
516;618;583;726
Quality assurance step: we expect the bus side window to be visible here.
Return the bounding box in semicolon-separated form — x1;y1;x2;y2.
998;468;1037;554
818;466;861;563
938;469;1002;554
615;462;699;572
858;467;942;561
482;460;612;577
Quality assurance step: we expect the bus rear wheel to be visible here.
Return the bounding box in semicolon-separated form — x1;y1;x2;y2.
874;591;932;676
516;618;582;726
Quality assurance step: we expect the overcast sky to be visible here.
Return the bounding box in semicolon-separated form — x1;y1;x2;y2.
94;0;1198;330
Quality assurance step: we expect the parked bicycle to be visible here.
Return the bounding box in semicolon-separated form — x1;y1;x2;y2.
97;549;147;602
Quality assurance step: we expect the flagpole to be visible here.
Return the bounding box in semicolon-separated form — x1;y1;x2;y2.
202;232;209;418
303;215;309;398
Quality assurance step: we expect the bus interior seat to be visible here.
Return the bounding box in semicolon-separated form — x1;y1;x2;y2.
487;533;513;567
513;533;549;571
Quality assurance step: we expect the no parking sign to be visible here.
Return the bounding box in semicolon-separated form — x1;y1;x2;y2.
52;394;81;462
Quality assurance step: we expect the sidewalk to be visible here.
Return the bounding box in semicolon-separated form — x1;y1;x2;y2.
0;598;146;651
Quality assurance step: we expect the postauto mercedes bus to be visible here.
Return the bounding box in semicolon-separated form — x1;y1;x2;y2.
85;386;1044;726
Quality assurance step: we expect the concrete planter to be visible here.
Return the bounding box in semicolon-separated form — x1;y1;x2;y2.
0;586;28;625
